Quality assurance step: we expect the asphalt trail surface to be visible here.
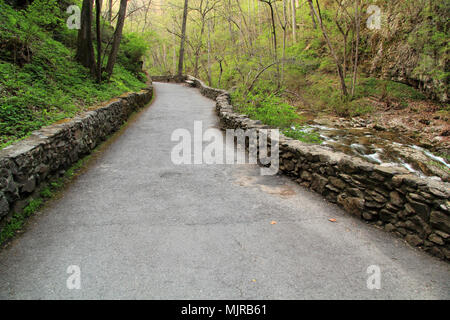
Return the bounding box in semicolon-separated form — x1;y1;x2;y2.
1;82;449;299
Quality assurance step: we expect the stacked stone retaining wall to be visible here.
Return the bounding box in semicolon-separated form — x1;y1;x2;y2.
0;86;153;233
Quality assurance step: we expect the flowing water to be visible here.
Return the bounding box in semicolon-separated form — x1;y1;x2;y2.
291;124;450;181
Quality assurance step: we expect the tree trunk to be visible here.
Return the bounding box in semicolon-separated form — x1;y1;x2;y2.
207;19;212;86
281;0;287;84
291;0;296;43
218;59;223;88
108;0;112;23
194;15;205;78
177;0;189;77
307;0;348;96
259;1;279;87
95;0;102;83
105;0;128;79
172;21;177;74
142;0;153;32
351;0;361;97
76;0;96;75
307;0;317;29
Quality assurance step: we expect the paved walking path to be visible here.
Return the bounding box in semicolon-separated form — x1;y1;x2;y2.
0;82;449;299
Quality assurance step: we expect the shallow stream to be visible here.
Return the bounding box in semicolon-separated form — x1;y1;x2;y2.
291;124;450;181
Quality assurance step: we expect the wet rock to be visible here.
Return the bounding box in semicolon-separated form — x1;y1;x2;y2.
374;124;386;131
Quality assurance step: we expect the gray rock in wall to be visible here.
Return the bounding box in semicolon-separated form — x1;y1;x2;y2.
0;86;153;232
187;74;450;262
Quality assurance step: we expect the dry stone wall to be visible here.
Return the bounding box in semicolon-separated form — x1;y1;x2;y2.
0;86;153;232
178;75;450;262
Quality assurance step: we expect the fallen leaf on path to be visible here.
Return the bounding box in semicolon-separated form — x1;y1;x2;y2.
329;218;337;222
270;221;277;225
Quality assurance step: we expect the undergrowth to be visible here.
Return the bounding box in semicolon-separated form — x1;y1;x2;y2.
0;0;148;148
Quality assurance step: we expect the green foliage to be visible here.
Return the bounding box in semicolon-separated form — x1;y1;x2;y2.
408;0;449;97
0;0;147;147
282;125;322;144
231;83;300;128
354;78;426;101
23;198;43;217
318;57;335;74
0;213;23;243
427;160;450;174
119;32;150;77
0;197;43;244
285;35;322;76
40;187;53;198
300;73;426;117
27;0;62;28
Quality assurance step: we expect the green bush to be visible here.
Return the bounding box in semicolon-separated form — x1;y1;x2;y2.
231;84;301;128
282;125;322;144
118;32;150;78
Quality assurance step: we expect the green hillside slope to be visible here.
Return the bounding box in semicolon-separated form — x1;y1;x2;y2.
0;0;148;148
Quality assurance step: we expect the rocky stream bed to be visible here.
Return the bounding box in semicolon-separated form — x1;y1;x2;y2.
293;118;450;182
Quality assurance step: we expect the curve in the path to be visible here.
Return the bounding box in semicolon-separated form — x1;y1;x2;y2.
0;82;449;299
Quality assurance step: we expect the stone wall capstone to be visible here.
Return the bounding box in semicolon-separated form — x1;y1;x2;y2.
152;75;450;261
0;86;153;232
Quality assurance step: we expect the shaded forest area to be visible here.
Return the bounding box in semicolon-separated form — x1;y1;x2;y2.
0;0;449;162
0;0;149;147
141;0;448;153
